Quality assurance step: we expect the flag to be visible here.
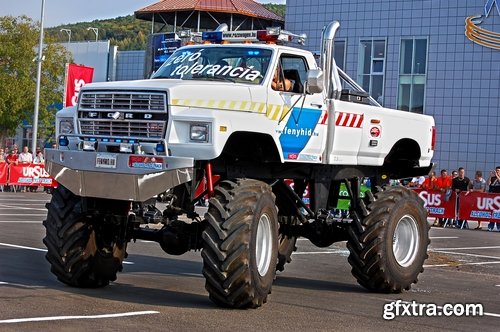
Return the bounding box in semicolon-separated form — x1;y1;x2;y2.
64;64;94;107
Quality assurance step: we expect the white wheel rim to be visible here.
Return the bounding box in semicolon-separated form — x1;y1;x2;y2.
393;214;420;267
256;213;273;276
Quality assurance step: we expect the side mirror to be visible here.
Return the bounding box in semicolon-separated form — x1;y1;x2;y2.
306;69;324;94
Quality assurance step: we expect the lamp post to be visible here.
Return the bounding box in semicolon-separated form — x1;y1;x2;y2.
60;28;71;44
87;27;98;42
32;0;45;155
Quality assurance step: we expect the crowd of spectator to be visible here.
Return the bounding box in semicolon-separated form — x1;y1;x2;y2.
0;144;46;192
405;166;500;232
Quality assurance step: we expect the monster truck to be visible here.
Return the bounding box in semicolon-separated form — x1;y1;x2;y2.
43;21;435;308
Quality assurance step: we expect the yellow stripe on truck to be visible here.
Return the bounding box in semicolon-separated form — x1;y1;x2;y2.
171;98;284;121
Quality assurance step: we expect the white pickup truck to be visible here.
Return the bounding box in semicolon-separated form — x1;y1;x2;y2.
43;22;435;308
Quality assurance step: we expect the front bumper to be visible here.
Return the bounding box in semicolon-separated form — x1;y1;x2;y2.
44;149;194;201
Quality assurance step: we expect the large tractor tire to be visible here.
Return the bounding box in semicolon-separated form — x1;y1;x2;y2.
202;179;279;308
347;186;429;293
43;186;128;288
277;234;297;272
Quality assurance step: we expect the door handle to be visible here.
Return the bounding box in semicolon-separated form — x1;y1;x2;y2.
310;103;323;108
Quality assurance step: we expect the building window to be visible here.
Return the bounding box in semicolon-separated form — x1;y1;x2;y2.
398;38;427;113
334;40;346;72
358;39;386;104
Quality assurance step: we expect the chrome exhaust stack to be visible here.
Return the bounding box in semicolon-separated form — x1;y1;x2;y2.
320;21;342;100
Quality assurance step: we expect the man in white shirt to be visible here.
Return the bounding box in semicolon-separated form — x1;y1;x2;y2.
17;146;33;192
18;146;33;163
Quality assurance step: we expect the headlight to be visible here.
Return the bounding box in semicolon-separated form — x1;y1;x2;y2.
190;124;210;142
59;119;74;134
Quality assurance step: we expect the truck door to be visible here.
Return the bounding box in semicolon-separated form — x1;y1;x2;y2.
268;55;327;163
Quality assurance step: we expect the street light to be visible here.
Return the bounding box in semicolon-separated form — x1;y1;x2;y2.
32;0;45;156
60;28;71;44
87;27;98;42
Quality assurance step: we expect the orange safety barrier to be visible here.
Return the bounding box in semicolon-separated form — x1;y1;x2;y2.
0;163;57;188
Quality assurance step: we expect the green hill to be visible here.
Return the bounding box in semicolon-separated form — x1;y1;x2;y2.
46;4;285;51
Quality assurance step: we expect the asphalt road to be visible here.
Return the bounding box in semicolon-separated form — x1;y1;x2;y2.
0;191;499;331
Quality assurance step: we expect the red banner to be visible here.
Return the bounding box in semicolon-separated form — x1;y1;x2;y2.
64;64;94;107
0;163;7;185
414;188;457;219
457;191;500;222
8;163;57;187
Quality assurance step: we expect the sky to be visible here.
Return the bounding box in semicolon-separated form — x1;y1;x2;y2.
0;0;286;28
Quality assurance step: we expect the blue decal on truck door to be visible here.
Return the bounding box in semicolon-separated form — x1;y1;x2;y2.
279;107;321;159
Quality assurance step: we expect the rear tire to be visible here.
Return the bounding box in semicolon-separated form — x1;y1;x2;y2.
43;186;128;287
347;186;429;292
202;179;278;308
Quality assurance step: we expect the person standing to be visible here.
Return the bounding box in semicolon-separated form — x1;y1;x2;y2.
488;166;500;231
6;146;19;192
452;167;471;228
17;146;33;192
435;169;452;227
468;171;486;229
421;171;438;190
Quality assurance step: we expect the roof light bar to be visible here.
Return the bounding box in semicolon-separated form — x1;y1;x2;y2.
200;27;307;45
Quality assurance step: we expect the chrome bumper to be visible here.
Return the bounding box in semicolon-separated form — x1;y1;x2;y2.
44;149;194;201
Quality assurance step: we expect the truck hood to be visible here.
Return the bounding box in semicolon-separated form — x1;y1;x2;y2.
81;79;256;103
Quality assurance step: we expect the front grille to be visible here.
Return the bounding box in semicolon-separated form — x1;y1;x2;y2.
78;91;167;139
79;91;166;111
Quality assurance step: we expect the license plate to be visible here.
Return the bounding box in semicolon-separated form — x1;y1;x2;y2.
95;153;117;168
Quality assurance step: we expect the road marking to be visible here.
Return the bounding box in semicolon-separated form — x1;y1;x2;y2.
0;281;44;289
424;261;500;268
0;203;47;206
0;242;134;264
0;242;47;252
431;250;500;260
293;250;349;255
431;246;500;251
0;221;43;223
0;198;49;202
0;204;46;211
0;311;159;324
496;285;500;287
429;236;459;239
0;214;47;216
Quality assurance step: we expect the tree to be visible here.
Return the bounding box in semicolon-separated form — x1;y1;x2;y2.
0;15;72;144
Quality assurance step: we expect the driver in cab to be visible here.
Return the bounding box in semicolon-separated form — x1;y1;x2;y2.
271;64;292;92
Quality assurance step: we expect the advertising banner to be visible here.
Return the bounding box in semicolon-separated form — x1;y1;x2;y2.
152;33;181;72
0;163;7;185
413;188;457;219
457;191;500;222
8;163;57;187
64;64;94;107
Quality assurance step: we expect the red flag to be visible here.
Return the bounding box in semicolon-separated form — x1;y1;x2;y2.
64;64;94;107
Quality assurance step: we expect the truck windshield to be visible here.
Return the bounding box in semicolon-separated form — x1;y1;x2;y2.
152;46;272;85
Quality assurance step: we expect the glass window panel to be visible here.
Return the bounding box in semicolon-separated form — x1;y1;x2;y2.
372;60;384;73
334;40;346;71
362;75;370;92
371;75;384;102
400;39;413;74
361;41;372;74
373;40;385;58
398;83;411;111
412;75;426;84
414;39;427;74
411;84;425;114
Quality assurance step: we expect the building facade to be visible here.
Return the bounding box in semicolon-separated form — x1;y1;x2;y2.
286;0;500;176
